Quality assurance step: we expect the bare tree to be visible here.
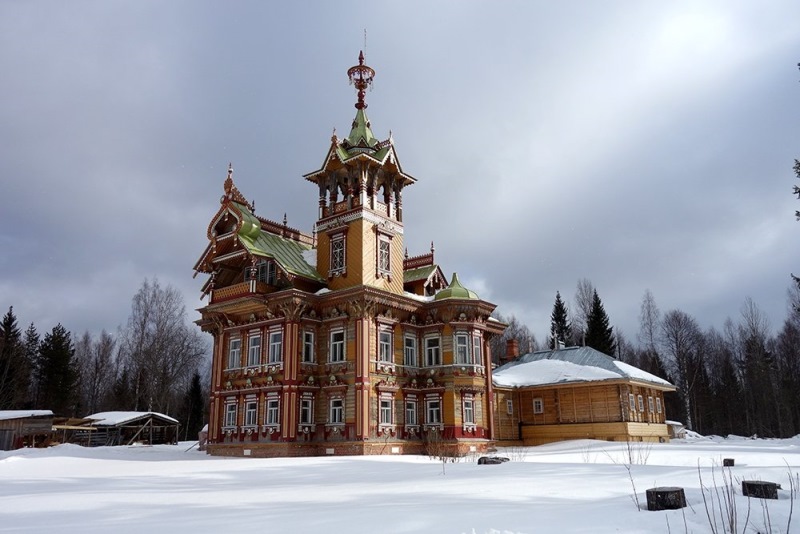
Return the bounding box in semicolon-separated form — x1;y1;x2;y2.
120;278;207;414
75;330;117;415
637;289;661;355
660;309;702;428
572;278;595;342
488;313;538;364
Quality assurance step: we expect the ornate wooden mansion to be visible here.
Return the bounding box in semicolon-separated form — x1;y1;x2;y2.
194;52;506;457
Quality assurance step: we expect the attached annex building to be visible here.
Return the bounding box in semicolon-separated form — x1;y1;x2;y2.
493;345;675;445
194;52;506;457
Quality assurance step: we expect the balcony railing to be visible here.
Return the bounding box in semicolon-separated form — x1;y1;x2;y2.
210;281;269;303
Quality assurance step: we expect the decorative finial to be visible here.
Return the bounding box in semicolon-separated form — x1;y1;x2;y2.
430;241;435;254
347;50;375;110
283;213;288;226
404;248;409;259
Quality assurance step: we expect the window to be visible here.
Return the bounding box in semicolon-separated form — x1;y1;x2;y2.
637;395;644;412
245;400;258;426
472;335;482;365
405;400;417;425
455;333;470;364
656;397;662;414
268;330;283;364
247;334;261;367
330;235;345;274
302;331;315;363
463;398;475;425
377;236;390;274
329;330;345;362
648;396;655;413
533;398;544;414
425;336;441;366
227;338;241;369
329;398;344;424
224;403;237;427
266;398;280;425
256;260;277;285
300;398;314;424
506;399;513;415
628;393;636;411
404;335;417;367
378;329;392;363
426;399;441;425
380;398;393;425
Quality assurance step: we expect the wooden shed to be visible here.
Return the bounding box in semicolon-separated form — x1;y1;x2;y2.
0;410;54;450
82;412;180;446
493;346;676;445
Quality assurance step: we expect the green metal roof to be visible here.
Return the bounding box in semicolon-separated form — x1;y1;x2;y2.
232;202;324;282
404;264;438;283
434;272;479;301
346;109;378;149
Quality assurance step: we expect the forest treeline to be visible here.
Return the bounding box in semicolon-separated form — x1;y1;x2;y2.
489;276;800;439
0;278;208;440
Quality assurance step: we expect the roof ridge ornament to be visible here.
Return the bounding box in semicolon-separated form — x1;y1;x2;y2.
347;50;375;110
221;163;250;207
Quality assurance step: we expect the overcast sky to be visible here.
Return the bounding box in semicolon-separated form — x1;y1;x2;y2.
1;1;798;347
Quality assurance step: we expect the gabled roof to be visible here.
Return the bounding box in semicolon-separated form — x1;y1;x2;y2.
404;264;439;283
493;346;674;389
84;411;179;426
195;190;323;285
236;216;323;282
0;410;53;421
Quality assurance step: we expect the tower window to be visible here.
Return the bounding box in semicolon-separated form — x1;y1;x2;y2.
377;236;391;274
330;235;346;275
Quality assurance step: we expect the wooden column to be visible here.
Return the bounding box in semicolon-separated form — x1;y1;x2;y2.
484;339;495;440
354;317;370;439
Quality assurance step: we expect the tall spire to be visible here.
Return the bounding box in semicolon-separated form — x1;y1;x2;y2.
347;50;375;110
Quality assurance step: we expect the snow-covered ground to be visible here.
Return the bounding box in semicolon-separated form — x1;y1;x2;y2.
2;436;799;533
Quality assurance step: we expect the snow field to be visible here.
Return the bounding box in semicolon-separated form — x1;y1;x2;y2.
1;437;799;533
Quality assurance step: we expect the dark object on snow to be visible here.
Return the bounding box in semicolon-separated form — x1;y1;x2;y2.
723;458;734;467
742;480;779;499
646;487;686;511
477;456;509;465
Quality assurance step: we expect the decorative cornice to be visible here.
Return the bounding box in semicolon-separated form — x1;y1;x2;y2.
316;207;404;235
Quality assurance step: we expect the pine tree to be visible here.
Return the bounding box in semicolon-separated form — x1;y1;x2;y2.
548;291;572;349
584;290;616;356
179;371;205;441
23;323;40;407
37;324;79;416
0;306;29;409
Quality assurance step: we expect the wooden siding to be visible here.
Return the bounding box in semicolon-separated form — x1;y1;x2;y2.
522;421;670;445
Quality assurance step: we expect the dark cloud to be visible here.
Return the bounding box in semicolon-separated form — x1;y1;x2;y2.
1;1;798;344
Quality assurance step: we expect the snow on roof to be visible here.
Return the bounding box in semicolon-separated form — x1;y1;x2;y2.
85;411;179;426
493;359;619;387
403;291;435;303
493;346;674;389
0;410;53;421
